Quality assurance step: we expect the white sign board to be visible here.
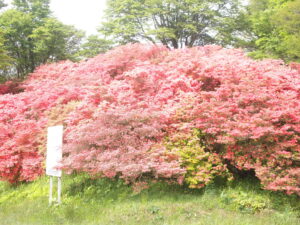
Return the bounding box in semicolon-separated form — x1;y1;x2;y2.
46;125;63;177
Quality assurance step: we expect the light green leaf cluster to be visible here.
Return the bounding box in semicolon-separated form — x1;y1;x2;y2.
165;129;232;189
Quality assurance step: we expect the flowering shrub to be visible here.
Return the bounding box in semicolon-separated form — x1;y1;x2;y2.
0;81;23;95
290;62;300;73
0;94;44;183
63;108;184;182
0;43;300;196
168;49;300;195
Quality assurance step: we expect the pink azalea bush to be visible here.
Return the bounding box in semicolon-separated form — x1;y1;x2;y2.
0;43;300;195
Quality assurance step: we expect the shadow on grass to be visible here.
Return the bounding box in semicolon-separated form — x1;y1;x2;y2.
63;173;300;214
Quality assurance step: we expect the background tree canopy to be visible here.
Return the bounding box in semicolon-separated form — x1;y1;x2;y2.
1;0;300;80
100;0;243;48
0;29;12;72
245;0;300;62
12;0;51;19
0;0;84;79
77;34;114;59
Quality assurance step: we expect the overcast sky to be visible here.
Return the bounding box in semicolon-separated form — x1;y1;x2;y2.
4;0;107;35
51;0;107;35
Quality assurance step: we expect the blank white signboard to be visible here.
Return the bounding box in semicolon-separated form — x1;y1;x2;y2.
46;125;63;177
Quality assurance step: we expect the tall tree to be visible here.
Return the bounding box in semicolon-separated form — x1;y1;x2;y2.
0;10;36;77
0;1;84;78
271;0;300;62
245;0;300;62
0;29;12;81
31;18;84;63
100;0;243;48
12;0;51;19
77;35;113;59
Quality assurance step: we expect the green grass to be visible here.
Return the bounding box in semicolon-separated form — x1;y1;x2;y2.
0;174;299;225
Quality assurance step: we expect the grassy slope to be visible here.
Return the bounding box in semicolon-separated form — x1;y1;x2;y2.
0;174;299;225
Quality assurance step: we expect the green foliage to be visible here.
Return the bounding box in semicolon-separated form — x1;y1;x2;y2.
77;35;114;59
12;0;51;20
0;1;84;78
271;0;300;61
0;178;48;205
218;177;300;214
0;29;12;72
31;18;84;63
220;189;270;213
0;9;35;77
246;0;300;62
100;0;243;48
165;129;232;188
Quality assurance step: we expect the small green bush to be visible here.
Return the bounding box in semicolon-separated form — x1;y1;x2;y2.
165;129;233;188
220;190;270;213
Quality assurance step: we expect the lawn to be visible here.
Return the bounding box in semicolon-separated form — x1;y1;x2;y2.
0;174;299;225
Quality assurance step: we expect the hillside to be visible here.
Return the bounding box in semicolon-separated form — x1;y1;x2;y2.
0;175;299;225
1;44;300;195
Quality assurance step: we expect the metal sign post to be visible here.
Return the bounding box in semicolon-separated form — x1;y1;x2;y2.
49;176;53;204
46;125;63;205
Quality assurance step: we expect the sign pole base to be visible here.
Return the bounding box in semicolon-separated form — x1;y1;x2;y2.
49;176;53;205
57;177;62;204
49;176;62;205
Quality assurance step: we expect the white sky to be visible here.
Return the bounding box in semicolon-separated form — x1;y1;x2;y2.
4;0;107;35
50;0;107;35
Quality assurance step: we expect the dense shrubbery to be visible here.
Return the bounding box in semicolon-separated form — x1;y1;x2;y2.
0;44;300;195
